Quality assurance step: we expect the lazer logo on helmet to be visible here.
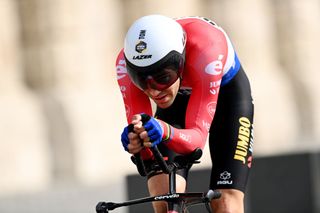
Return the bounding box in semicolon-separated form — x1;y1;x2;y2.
135;41;147;53
132;55;152;60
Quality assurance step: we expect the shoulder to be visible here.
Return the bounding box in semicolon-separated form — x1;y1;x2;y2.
115;48;128;81
116;48;125;66
176;16;218;26
176;16;230;55
176;16;226;36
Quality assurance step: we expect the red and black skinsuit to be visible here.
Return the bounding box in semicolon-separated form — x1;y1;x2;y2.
116;17;254;192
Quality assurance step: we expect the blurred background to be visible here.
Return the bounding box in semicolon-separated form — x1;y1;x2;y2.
0;0;319;212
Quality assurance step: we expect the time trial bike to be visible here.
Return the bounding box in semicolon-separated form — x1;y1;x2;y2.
96;145;221;213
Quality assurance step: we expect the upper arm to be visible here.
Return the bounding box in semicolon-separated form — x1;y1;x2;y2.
184;21;228;137
116;49;152;124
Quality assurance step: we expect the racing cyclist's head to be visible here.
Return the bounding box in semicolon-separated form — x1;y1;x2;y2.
124;14;186;91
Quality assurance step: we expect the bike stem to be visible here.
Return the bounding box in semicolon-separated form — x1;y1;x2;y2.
168;167;178;211
169;169;176;194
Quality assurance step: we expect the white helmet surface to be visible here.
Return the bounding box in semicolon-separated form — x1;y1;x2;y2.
124;14;186;67
123;15;186;90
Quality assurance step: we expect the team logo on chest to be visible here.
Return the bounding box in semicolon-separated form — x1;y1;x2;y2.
205;54;224;75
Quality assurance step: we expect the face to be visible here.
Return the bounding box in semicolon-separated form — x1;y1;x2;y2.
143;78;180;109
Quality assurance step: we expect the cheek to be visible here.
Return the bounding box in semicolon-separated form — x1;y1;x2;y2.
172;85;180;97
166;80;180;95
165;89;175;98
164;90;177;103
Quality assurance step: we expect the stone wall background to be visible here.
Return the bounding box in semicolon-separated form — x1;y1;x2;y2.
0;0;319;212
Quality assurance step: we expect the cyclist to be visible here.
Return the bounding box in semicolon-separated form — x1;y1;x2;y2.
116;15;254;213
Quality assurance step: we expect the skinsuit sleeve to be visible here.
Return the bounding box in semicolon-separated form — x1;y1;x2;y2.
116;49;154;159
159;17;232;154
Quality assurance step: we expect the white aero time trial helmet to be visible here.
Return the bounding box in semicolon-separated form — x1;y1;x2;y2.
124;14;186;90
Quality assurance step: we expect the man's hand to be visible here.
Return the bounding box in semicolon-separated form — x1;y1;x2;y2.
132;113;164;147
121;124;143;154
143;115;164;146
127;131;143;154
131;114;152;148
121;113;164;154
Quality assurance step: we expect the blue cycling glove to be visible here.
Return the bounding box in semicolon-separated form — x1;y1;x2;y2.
142;114;164;147
121;114;166;151
121;126;130;151
121;124;134;152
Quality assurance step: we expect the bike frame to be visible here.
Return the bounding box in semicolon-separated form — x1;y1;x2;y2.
96;146;221;213
96;191;215;212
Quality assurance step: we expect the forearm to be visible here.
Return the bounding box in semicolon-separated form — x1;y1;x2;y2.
158;120;207;154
